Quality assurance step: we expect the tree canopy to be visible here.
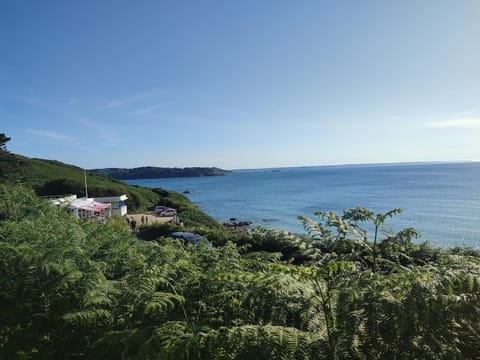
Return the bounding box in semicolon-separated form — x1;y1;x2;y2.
0;133;11;152
0;133;17;177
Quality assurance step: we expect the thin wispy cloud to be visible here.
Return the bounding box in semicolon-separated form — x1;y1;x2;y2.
76;118;119;147
133;102;169;114
455;110;476;116
25;97;39;105
68;97;79;105
27;129;72;141
104;90;157;109
427;118;480;129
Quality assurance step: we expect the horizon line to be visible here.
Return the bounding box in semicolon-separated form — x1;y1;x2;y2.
12;152;478;172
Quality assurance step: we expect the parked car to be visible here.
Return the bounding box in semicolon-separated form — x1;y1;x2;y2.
158;208;177;217
168;232;210;246
155;205;169;215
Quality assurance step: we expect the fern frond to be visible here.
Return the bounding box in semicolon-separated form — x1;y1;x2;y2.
63;308;113;327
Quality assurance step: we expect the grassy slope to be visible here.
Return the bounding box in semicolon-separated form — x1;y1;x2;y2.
4;154;224;230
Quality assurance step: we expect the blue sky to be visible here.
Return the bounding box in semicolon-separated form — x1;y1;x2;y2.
1;0;479;169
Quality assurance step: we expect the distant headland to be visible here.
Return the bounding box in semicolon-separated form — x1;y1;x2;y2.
91;166;230;179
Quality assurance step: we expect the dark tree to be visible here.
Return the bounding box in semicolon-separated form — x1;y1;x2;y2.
0;133;17;178
0;133;11;153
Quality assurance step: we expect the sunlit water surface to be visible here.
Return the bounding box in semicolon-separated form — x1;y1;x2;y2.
126;162;480;248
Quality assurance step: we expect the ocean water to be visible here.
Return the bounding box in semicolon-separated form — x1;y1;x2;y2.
126;162;480;248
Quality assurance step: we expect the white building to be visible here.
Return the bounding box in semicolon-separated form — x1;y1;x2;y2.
48;169;128;220
50;194;128;219
94;195;128;217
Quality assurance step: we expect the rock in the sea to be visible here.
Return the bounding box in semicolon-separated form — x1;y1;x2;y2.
223;220;252;228
222;220;252;233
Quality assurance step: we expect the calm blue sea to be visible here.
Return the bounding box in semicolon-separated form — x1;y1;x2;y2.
126;162;480;248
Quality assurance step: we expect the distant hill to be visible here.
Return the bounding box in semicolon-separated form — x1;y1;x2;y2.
91;166;229;179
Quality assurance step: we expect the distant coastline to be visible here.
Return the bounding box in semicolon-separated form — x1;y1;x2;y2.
91;166;229;180
231;160;475;172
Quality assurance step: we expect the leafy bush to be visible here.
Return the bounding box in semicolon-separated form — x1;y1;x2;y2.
35;178;85;196
137;222;180;240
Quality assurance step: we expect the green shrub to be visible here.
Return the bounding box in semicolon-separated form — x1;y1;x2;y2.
35;178;84;196
137;222;180;240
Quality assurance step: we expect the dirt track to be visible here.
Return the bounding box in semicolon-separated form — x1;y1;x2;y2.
127;213;173;225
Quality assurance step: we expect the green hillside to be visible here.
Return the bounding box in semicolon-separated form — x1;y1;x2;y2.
2;153;223;230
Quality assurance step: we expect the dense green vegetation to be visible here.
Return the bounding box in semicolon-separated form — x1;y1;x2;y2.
1;184;480;359
92;166;229;179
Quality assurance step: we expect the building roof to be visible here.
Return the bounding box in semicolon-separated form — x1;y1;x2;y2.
69;198;111;212
94;195;128;202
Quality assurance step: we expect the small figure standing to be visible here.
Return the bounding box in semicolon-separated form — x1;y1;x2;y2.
145;216;148;224
131;219;137;233
141;215;145;224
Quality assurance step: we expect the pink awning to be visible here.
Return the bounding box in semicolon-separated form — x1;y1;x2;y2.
93;202;111;212
79;201;111;213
